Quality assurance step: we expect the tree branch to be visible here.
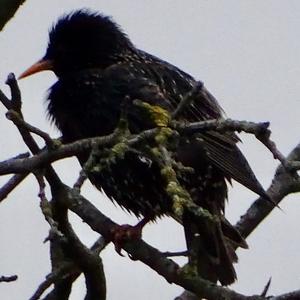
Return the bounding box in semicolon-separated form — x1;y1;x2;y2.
0;173;27;202
56;182;300;300
0;0;26;31
0;275;18;283
235;143;300;238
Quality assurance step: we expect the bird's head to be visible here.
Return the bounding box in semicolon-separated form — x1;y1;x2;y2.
19;9;133;78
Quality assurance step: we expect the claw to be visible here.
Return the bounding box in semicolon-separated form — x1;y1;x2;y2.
110;218;149;257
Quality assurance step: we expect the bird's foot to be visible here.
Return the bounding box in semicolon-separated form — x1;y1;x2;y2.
110;218;149;256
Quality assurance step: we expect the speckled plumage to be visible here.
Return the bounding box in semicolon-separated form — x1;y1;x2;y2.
35;10;268;285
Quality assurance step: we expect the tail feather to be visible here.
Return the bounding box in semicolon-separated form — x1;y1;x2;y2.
215;226;237;285
183;213;244;286
221;218;248;249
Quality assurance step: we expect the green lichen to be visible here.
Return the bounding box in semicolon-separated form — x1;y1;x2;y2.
49;138;62;150
160;164;217;223
161;166;176;180
85;141;130;175
179;263;198;278
159;163;192;218
134;100;171;127
192;206;218;223
110;141;128;159
150;147;162;159
166;181;189;198
167;181;190;217
155;127;173;144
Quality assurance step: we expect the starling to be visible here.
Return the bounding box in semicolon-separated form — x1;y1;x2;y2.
20;10;269;285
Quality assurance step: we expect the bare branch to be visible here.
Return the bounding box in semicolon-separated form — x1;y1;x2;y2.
261;278;272;297
272;290;300;300
6;109;54;147
0;87;12;109
0;134;118;175
29;262;78;300
0;118;280;178
6;73;22;111
0;274;18;283
0;173;27;202
30;236;108;300
162;250;188;257
73;169;87;192
235;143;300;238
0;74;40;155
176;118;290;167
58;183;300;300
176;118;270;136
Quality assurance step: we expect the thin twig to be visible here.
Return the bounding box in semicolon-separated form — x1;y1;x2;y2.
1;117;287;178
0;275;18;283
73;169;87;191
255;132;287;168
0;132;134;175
0;173;28;202
175;118;270;135
176;118;291;168
29;262;78;300
0;88;12;109
6;110;54;147
30;237;109;300
35;173;63;243
12;152;30;159
6;73;21;112
261;277;272;297
162;250;188;257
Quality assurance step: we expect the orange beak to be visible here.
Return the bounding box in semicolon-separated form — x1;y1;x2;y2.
18;59;54;79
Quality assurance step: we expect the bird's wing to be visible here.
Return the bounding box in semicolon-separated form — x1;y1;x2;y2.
185;86;268;198
104;62;267;198
196;131;267;197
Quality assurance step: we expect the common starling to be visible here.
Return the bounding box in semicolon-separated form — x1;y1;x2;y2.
20;10;269;285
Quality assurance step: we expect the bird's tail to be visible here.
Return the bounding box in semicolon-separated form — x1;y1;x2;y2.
183;212;247;286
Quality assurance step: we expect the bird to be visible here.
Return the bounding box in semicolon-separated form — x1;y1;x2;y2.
19;9;270;285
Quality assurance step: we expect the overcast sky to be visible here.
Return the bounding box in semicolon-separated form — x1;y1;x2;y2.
0;1;300;299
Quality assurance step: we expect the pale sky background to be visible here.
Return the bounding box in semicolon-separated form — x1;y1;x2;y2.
0;1;300;299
